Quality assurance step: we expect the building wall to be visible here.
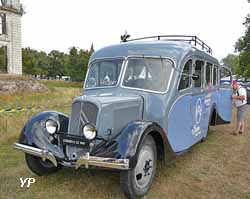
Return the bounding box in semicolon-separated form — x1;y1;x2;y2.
10;12;22;74
0;0;22;74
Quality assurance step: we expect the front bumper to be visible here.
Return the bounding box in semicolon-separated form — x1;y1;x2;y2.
13;143;129;170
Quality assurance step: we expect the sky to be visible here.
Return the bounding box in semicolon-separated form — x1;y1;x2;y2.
21;0;249;61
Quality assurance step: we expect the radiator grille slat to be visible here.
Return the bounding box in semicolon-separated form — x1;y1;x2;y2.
67;101;98;160
68;101;81;135
68;101;98;135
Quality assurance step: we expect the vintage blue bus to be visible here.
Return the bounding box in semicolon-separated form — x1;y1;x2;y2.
14;35;233;198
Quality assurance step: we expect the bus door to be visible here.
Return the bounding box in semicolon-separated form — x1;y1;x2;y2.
167;59;193;152
217;66;233;123
191;60;207;144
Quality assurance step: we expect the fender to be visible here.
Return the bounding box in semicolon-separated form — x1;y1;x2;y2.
18;111;69;159
91;121;175;168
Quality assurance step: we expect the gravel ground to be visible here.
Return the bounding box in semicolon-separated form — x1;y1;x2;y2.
245;104;250;112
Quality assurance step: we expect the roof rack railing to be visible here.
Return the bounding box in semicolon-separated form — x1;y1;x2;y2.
120;35;212;54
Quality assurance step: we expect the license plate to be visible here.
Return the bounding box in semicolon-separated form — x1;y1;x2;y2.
58;134;89;147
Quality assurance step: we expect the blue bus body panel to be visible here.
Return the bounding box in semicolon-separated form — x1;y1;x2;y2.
191;92;210;144
218;88;233;122
167;95;192;152
168;88;231;153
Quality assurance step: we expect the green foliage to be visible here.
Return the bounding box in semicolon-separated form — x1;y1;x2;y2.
66;47;89;81
221;54;239;74
235;14;250;79
22;45;94;81
239;51;250;78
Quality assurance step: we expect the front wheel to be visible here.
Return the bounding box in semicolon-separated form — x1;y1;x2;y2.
120;135;157;198
25;154;61;176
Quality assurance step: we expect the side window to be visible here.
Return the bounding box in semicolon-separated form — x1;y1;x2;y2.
205;62;212;88
178;60;192;91
220;67;232;86
194;60;204;88
213;66;218;86
122;58;173;92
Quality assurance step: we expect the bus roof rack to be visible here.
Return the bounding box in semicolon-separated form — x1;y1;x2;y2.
120;34;212;54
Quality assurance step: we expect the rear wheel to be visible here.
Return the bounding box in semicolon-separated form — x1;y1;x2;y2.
120;135;157;198
25;154;61;176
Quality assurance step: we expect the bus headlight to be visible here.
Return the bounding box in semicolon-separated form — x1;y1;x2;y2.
83;124;97;140
45;119;58;135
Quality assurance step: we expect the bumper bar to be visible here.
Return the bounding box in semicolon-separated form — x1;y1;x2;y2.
13;143;57;167
13;143;129;170
76;152;129;170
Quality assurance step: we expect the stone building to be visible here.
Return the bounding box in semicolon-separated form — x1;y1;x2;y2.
0;0;22;74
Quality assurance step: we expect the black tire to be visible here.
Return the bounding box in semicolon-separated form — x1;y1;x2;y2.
25;153;61;176
120;135;157;199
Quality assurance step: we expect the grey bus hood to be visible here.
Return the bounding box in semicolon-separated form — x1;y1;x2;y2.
69;93;143;138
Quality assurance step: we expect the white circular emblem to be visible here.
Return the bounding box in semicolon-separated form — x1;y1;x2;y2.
195;98;202;124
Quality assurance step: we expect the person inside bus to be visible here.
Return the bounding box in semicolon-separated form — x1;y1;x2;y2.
232;80;247;135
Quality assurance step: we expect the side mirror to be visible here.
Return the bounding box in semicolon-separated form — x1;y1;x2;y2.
192;73;200;81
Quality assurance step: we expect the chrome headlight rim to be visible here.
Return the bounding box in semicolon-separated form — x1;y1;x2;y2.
82;123;97;140
45;119;59;135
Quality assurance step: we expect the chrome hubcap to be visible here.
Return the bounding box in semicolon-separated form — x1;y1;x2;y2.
134;145;154;189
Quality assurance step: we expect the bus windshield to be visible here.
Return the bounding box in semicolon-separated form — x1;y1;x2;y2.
85;58;123;89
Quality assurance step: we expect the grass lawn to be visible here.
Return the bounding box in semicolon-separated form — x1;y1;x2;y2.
39;80;83;89
0;81;250;199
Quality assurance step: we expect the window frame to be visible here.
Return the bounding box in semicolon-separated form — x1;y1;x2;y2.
121;56;175;94
204;61;212;88
212;65;218;86
219;66;232;87
0;45;7;73
0;13;6;35
178;59;192;92
84;57;125;90
193;59;205;88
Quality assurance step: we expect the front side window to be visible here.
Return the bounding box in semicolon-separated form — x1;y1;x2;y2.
85;58;123;88
122;57;173;92
204;62;212;88
194;60;204;88
213;66;218;86
178;60;192;91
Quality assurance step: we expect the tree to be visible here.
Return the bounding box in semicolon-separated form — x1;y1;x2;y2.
235;14;250;79
48;50;66;77
238;51;250;78
66;47;91;81
22;46;92;80
221;54;239;74
22;48;50;76
22;48;39;75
